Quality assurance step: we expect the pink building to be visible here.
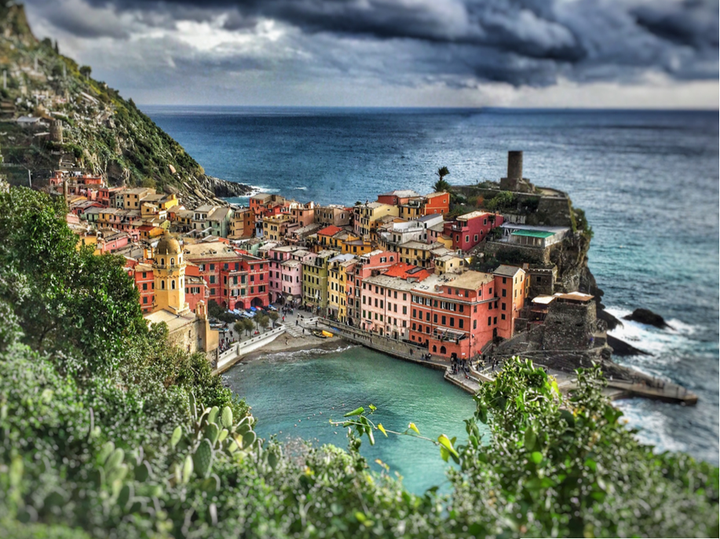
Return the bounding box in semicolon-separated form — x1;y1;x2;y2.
345;250;399;327
360;263;430;339
268;246;300;302
443;211;504;252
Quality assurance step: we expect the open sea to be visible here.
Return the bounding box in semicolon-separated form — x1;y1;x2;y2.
145;106;719;488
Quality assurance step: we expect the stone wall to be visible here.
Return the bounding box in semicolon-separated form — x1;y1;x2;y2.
543;300;597;352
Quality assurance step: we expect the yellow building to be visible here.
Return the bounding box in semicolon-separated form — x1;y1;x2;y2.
341;239;374;256
152;234;188;314
327;254;356;321
353;202;399;240
145;233;219;362
397;241;444;269
262;213;293;242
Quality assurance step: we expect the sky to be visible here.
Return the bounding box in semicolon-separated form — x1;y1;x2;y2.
22;0;719;108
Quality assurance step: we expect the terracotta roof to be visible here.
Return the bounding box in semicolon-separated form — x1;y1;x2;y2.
318;225;342;236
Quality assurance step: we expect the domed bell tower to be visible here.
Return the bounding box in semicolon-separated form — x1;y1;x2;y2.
153;232;189;314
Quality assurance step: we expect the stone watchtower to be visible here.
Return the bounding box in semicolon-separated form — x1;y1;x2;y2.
500;151;533;193
49;120;63;143
152;232;189;314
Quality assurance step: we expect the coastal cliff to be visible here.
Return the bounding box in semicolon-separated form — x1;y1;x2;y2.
0;4;250;207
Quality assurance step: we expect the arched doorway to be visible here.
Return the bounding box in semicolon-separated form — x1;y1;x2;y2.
440;345;446;355
251;297;264;308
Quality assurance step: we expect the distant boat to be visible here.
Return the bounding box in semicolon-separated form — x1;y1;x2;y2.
313;330;333;339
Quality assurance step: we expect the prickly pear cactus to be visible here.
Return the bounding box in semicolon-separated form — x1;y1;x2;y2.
193;439;214;478
221;406;233;428
205;423;219;445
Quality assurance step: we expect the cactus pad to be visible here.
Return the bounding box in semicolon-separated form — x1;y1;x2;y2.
221;406;233;428
194;439;214;478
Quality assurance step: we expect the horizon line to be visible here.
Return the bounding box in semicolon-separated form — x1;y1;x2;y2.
138;104;719;112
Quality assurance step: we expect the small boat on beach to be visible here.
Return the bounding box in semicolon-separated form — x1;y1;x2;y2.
313;330;334;339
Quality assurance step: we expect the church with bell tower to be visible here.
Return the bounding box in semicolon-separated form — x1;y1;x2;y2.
152;233;189;314
144;232;219;363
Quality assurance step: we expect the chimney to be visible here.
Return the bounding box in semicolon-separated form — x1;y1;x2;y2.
508;151;523;180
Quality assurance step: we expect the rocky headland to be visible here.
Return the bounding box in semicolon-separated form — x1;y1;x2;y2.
0;4;251;209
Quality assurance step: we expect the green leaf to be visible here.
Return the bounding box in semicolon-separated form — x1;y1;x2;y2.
182;455;193;484
524;426;537;451
531;451;543;464
344;407;365;417
170;426;182;448
377;423;388;437
408;422;420;435
438;434;459;457
368;404;377;412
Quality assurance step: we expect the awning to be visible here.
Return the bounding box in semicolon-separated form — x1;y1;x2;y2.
250;306;257;311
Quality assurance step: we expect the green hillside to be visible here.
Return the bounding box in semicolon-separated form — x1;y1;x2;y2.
0;3;249;205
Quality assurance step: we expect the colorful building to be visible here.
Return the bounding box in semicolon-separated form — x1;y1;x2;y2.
262;213;294;241
302;250;335;313
360;263;430;339
315;204;351;227
421;192;450;216
444;211;504;252
184;241;269;310
407;268;526;360
345;250;398;327
229;208;254;240
327;254;357;320
492;265;528;340
353;202;399;240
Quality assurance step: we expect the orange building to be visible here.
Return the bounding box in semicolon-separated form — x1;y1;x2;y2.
422;192;450;216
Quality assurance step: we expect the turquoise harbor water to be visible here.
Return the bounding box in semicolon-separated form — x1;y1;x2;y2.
146;107;719;476
223;345;477;494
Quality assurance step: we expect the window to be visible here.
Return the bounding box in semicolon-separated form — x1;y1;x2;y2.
161;280;165;290
143;297;148;304
494;317;497;324
402;306;407;315
142;272;146;279
459;319;464;329
413;308;417;318
209;275;216;284
434;314;438;323
502;302;506;311
210;264;215;270
449;317;454;327
465;235;469;243
425;312;430;322
502;289;507;297
474;234;478;242
503;277;507;284
501;314;506;320
441;315;446;325
488;316;491;326
142;283;147;290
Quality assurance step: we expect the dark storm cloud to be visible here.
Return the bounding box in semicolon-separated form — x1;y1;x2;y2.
25;0;720;87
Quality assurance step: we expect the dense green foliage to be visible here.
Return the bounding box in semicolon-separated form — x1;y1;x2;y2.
0;187;717;538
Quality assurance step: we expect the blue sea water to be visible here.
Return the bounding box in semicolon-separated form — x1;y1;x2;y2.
145;106;719;469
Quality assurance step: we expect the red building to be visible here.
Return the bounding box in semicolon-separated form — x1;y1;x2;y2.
185;264;209;312
184;241;269;310
376;190;420;206
125;259;154;313
443;211;503;252
407;268;526;360
422;192;450;216
98;187;124;208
